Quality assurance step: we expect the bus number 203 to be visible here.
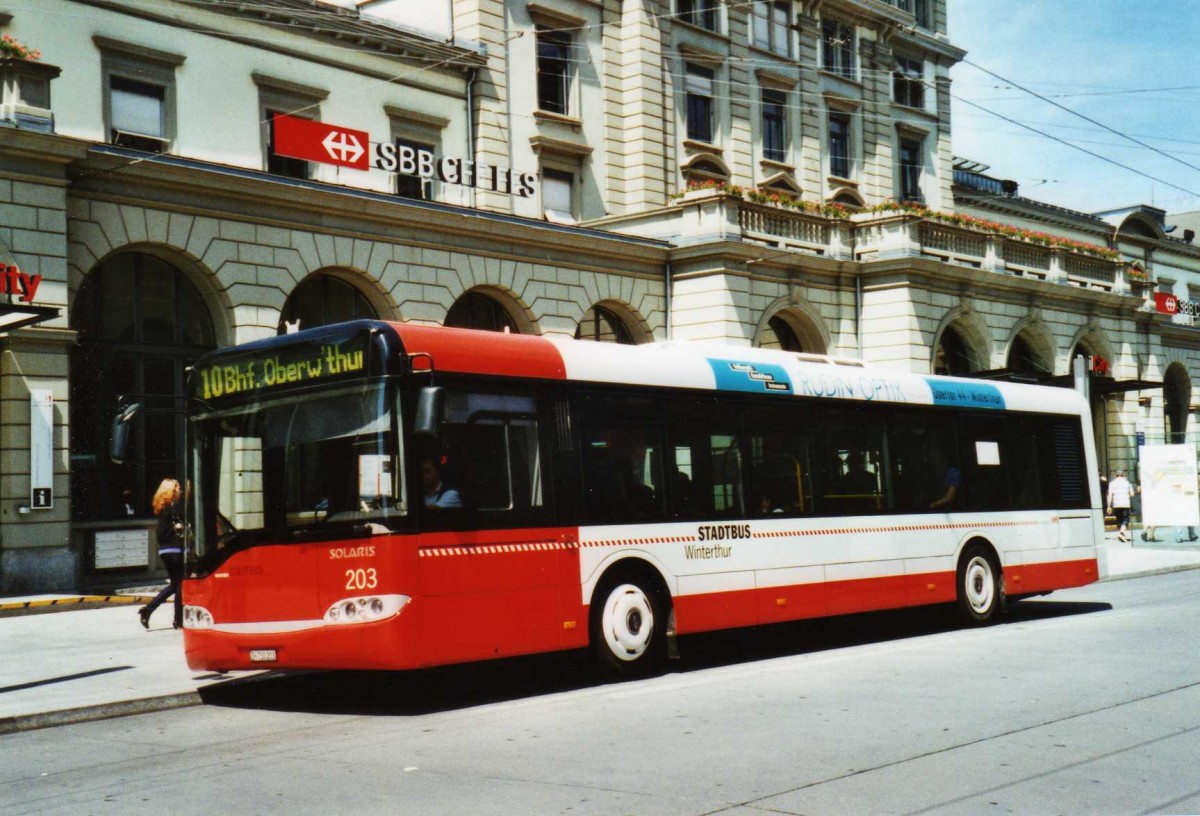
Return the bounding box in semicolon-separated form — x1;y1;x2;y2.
345;568;378;590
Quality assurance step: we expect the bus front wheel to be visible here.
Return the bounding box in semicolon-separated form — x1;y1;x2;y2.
590;575;666;676
957;543;1002;624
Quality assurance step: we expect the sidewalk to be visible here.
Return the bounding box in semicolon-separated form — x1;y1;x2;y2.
0;599;247;734
2;538;1199;734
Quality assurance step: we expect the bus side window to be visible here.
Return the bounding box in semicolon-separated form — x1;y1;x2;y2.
427;389;546;522
812;407;886;515
579;393;666;525
889;410;960;513
744;405;812;517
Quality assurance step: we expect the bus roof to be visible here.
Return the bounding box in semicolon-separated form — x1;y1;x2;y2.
390;322;1089;417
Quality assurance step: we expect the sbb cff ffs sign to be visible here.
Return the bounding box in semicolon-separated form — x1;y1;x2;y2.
271;114;537;198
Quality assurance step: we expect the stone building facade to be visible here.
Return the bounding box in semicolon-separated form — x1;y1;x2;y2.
0;0;1194;592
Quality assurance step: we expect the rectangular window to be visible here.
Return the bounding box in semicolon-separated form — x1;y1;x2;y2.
821;20;855;79
110;76;167;153
894;55;924;108
751;1;791;56
678;0;718;31
829;113;851;179
761;88;787;162
686;63;715;143
266;109;310;180
812;407;887;515
899;135;923;202
536;28;571;115
541;168;576;224
914;0;931;28
395;140;433;200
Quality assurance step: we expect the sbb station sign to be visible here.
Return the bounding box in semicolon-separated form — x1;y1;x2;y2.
273;114;538;198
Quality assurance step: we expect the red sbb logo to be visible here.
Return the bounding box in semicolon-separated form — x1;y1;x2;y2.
273;114;369;170
1154;292;1179;315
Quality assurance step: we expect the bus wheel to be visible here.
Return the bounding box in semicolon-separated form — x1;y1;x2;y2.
591;576;665;675
957;544;1002;624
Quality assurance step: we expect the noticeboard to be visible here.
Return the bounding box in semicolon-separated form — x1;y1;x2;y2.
1139;444;1200;526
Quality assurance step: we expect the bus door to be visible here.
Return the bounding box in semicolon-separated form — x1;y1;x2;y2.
414;384;577;664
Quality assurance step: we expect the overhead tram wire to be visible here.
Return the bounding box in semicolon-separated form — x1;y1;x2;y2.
962;58;1200;178
951;93;1200;202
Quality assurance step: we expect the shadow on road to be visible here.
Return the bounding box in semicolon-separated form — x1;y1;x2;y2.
198;598;1112;717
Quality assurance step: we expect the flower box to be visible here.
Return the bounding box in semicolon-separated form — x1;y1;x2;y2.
0;57;60;133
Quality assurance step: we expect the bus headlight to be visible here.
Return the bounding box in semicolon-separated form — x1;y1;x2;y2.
183;605;214;629
323;594;409;626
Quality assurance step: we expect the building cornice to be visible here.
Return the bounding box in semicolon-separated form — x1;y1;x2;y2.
70;145;669;276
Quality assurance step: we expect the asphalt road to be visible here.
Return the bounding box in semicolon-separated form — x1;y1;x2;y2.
3;571;1199;816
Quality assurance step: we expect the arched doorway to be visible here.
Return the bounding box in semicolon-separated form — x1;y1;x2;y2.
576;304;637;344
934;325;974;376
756;307;828;355
1164;363;1190;444
1006;333;1052;380
279;273;377;334
1071;338;1111;468
758;314;803;352
70;252;216;520
445;290;521;333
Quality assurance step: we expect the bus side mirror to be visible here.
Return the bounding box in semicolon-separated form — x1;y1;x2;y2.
413;386;443;439
109;403;142;464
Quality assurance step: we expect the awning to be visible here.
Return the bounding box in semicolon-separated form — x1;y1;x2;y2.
972;369;1162;395
0;304;59;334
1039;373;1162;395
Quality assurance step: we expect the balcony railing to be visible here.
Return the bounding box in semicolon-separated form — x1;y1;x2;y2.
1003;241;1051;279
739;202;832;254
919;224;987;267
664;190;1130;293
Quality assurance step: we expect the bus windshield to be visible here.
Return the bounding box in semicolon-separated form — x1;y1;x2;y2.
190;380;406;564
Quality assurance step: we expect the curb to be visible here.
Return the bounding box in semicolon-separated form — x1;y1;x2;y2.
0;692;202;736
0;595;155;612
1101;562;1200;582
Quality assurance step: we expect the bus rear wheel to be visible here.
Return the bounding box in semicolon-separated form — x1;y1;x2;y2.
957;544;1002;624
590;575;666;676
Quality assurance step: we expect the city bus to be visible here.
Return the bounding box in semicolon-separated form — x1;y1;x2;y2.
163;319;1101;674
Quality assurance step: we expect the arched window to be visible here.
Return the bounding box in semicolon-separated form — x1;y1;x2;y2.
279;274;376;334
682;158;729;188
934;326;971;375
70;253;215;521
445;290;520;333
576;305;635;344
758;314;804;352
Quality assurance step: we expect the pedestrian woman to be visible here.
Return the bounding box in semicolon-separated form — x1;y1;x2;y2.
1106;469;1133;544
139;478;185;630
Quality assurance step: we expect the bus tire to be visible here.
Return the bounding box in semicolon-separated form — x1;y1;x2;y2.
590;570;667;676
956;543;1002;624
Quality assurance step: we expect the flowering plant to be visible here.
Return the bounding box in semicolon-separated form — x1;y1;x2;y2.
866;200;1121;260
1125;265;1150;282
0;33;41;61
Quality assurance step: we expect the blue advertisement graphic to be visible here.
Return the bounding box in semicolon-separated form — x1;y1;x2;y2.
924;377;1006;410
707;359;793;394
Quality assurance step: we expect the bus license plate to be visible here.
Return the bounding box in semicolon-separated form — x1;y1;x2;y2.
249;649;277;663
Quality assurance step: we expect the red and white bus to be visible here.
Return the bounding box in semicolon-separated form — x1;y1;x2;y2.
173;320;1101;674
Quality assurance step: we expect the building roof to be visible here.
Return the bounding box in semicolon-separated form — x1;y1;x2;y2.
180;0;486;67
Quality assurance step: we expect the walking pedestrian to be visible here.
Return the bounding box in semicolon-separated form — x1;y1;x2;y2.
139;478;185;630
1106;469;1133;544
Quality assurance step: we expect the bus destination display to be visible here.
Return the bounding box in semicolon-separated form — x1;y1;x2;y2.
196;338;368;401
